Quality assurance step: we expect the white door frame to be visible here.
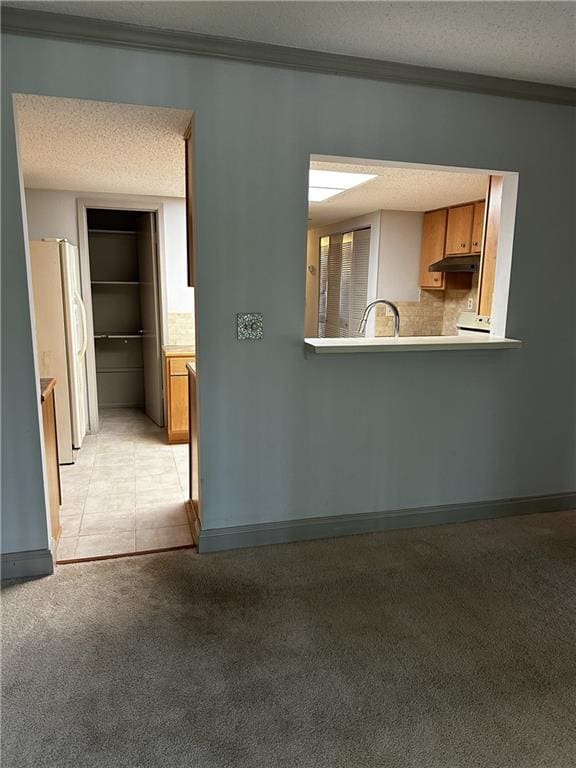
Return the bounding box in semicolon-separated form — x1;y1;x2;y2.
77;196;169;433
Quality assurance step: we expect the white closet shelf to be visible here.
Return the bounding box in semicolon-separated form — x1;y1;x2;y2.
97;367;144;373
91;281;140;286
88;229;138;235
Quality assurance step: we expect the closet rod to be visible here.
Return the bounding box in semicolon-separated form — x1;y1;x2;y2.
94;333;143;339
88;229;138;235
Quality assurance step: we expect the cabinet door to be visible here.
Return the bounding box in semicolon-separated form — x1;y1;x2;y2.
445;204;474;255
419;209;447;289
471;201;485;253
42;390;62;541
478;177;503;317
169;375;189;436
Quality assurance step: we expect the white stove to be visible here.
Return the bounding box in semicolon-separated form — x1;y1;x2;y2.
456;311;491;336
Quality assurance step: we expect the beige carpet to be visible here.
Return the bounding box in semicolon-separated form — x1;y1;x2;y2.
2;510;576;767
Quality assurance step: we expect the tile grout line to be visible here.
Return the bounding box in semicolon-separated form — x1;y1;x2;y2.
75;434;98;556
58;410;193;562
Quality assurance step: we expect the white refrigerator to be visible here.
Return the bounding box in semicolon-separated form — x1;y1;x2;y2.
30;239;88;464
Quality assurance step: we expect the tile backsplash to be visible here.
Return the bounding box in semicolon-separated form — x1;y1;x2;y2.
168;313;195;346
375;290;444;336
442;273;479;335
375;274;478;337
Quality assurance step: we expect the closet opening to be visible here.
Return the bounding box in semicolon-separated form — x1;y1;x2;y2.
86;207;164;428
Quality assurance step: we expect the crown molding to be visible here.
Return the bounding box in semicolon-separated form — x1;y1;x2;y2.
2;6;575;106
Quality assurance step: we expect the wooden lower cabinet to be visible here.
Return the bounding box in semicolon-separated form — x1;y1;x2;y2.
40;378;62;542
168;375;189;441
164;351;195;443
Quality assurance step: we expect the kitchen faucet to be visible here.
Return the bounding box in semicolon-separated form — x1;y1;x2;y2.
358;299;400;337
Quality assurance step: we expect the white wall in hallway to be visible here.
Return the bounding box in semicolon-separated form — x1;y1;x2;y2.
161;196;192;314
24;188;193;314
24;188;78;243
377;210;423;302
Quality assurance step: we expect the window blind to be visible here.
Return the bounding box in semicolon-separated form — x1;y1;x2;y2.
318;235;330;338
318;227;370;338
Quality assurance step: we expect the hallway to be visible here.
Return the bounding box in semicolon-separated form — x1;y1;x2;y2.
57;408;193;561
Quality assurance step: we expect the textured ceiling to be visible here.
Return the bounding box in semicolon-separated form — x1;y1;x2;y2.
5;1;576;87
13;94;488;220
14;94;191;196
308;160;489;226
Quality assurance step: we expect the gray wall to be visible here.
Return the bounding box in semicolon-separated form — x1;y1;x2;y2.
2;32;575;554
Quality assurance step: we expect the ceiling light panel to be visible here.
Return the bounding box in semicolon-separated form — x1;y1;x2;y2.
308;187;344;202
309;170;377;190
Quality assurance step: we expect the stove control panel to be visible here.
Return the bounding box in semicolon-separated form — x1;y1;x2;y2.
456;311;491;332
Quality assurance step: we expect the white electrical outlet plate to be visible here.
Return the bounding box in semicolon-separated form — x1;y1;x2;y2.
467;298;474;310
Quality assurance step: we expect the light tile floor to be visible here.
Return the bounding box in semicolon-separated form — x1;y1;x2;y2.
57;408;193;562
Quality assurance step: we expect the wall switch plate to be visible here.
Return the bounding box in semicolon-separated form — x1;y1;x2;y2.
237;313;263;340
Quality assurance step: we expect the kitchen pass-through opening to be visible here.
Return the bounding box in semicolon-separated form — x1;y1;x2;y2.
305;155;519;343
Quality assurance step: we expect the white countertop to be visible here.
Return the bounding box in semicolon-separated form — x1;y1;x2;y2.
305;335;522;354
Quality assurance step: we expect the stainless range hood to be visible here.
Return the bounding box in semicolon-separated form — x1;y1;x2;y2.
428;254;480;273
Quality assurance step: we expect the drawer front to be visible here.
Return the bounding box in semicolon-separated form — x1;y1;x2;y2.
168;356;194;376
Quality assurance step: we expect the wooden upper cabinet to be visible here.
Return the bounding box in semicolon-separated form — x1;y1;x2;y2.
445;204;474;255
471;201;486;253
419;209;447;290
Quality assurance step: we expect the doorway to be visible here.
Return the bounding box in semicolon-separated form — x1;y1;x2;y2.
55;201;195;562
14;93;199;564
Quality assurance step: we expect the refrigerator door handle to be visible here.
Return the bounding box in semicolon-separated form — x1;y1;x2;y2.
75;290;88;358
